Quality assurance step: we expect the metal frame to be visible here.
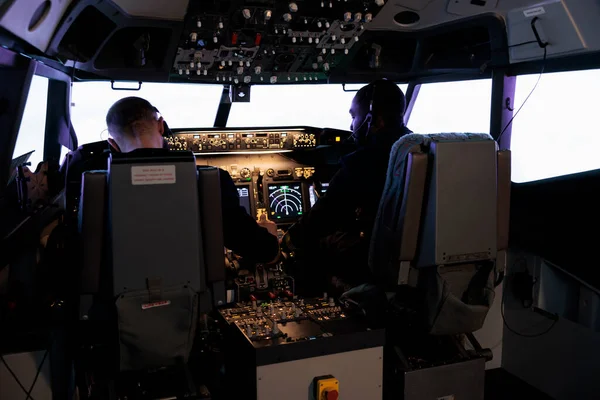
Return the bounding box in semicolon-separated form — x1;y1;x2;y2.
0;46;75;192
40;64;76;161
214;85;232;127
489;70;516;150
0;47;35;194
403;81;421;126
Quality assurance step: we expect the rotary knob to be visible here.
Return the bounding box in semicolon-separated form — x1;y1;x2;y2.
266;168;275;177
240;168;251;180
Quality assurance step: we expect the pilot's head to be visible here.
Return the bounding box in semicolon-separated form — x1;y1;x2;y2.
106;97;165;153
349;79;406;144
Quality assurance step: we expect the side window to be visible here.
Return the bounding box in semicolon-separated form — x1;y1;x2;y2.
408;79;492;134
12;75;49;168
511;69;600;183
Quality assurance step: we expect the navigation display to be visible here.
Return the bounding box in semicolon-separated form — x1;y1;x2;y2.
236;184;252;215
267;183;304;220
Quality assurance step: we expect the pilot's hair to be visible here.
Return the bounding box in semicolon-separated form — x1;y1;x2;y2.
106;96;158;137
355;79;406;127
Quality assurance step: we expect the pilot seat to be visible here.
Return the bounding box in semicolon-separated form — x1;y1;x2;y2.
368;132;510;400
75;149;225;398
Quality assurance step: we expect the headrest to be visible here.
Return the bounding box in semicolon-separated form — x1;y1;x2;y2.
108;150;205;295
369;133;495;282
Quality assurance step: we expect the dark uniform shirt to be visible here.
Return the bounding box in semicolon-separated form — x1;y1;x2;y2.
61;141;279;263
285;126;412;287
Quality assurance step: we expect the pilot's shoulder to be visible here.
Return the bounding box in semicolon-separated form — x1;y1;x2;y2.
62;140;111;173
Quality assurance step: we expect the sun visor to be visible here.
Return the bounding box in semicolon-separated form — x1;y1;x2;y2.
0;0;75;52
507;0;586;62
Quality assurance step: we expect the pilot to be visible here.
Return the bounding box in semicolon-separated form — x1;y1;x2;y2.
104;96;280;263
283;79;412;295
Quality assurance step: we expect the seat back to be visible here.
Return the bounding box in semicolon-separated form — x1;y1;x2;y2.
77;150;225;371
370;133;511;335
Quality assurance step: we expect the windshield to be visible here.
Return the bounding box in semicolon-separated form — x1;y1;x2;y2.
69;82;412;149
70;82;223;146
227;84;408;130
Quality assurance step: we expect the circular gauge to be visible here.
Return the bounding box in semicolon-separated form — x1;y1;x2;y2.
268;184;303;219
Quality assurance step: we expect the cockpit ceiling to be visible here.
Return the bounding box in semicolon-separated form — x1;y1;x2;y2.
0;0;597;83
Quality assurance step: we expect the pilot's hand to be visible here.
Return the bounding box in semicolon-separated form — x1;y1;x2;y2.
257;213;278;238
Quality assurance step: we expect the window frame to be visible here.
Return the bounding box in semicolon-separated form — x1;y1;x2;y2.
7;59;74;171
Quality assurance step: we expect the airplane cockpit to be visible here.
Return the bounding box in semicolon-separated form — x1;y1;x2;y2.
1;1;600;399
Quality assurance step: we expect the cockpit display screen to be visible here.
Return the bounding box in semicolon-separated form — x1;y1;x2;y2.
309;182;329;207
267;183;303;220
236;184;252;215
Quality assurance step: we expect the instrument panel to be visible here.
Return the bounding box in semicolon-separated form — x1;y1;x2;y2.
166;126;349;153
167;126;347;225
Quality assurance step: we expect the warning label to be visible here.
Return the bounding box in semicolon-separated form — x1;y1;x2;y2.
131;165;176;185
141;300;171;310
523;6;545;17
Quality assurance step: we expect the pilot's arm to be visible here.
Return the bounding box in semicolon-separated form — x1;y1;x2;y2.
284;161;357;252
218;169;280;263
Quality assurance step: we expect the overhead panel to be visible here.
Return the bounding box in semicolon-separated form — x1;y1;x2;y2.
392;0;437;11
507;0;586;62
0;0;75;51
447;0;499;16
111;0;189;21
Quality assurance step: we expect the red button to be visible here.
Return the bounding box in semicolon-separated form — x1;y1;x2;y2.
268;292;276;299
326;390;339;400
249;295;257;302
255;33;262;46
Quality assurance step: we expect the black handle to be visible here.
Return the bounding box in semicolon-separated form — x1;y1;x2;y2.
531;16;549;49
110;80;142;91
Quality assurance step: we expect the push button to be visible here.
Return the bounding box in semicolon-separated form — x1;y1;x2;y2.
325;390;339;400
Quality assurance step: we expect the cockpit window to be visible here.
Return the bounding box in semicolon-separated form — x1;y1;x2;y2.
511;69;600;183
407;79;492;135
70;81;223;145
12;75;49;168
227;84;408;130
